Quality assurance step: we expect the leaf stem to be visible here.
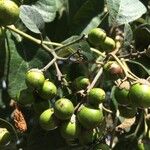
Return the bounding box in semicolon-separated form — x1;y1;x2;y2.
6;25;62;47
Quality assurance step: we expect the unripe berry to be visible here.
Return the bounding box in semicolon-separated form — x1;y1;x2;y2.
39;79;57;100
128;79;150;108
74;76;90;90
101;37;116;52
39;108;58;131
88;28;106;46
88;88;106;107
25;69;45;90
54;98;74;120
0;128;11;146
77;104;104;129
0;0;20;26
60;115;80;139
114;81;131;105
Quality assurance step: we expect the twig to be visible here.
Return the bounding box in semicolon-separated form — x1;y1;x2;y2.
90;47;106;58
54;34;85;52
40;57;57;72
86;67;103;93
6;25;62;47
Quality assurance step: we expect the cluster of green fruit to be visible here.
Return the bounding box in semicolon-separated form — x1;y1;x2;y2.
0;0;20;26
114;79;150;118
16;69;57;110
15;69;108;146
87;28;116;52
39;76;105;145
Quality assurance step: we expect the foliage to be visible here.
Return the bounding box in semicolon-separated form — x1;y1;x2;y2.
0;0;149;150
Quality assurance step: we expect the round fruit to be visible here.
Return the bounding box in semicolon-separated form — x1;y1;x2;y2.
88;28;106;46
88;88;106;107
101;37;116;52
60;115;80;139
0;128;11;146
16;89;35;105
33;100;51;115
39;108;58;131
78;128;97;145
25;69;45;90
118;105;137;118
114;81;130;105
0;0;20;26
138;140;150;150
103;61;123;80
77;104;104;129
54;98;74;120
128;80;150;108
74;76;90;90
39;79;57;100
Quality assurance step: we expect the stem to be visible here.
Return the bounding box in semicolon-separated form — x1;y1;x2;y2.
102;104;113;113
90;47;106;58
86;67;103;93
110;110;119;148
54;34;85;53
54;62;71;94
6;25;62;47
40;57;57;72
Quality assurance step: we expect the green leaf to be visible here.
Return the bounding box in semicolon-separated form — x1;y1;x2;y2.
126;59;150;76
20;5;45;34
123;23;133;47
6;31;51;99
70;0;104;34
57;36;94;61
32;0;57;22
107;0;147;25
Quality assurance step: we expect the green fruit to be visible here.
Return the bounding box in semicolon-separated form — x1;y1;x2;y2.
25;69;45;90
128;80;150;108
88;28;106;46
118;105;137;118
16;88;35;105
60;115;80;139
39;79;57;100
78;128;97;145
88;88;106;107
0;128;11;146
138;140;150;150
101;37;115;52
114;81;130;105
0;0;20;26
103;61;123;80
74;76;90;90
54;98;74;120
33;100;51;116
39;108;58;131
77;105;104;129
